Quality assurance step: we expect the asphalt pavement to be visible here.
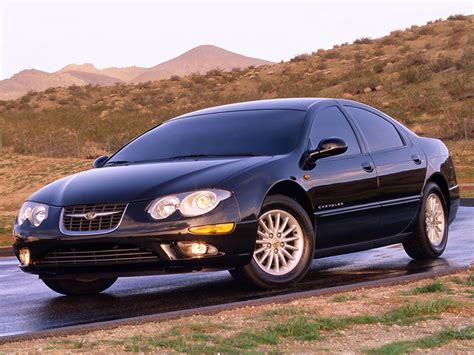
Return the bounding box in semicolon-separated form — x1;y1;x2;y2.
0;207;472;338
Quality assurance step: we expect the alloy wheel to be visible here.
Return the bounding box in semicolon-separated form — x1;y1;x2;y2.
253;209;304;276
425;193;445;247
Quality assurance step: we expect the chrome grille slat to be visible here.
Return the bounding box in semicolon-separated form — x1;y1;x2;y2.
61;203;127;235
37;246;159;266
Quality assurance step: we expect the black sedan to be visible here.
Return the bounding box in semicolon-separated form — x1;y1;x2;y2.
13;98;460;295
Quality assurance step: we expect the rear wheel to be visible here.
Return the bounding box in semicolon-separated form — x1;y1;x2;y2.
403;182;448;260
42;277;117;295
230;194;314;288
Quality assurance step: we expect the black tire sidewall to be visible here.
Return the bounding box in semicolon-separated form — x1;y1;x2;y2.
243;194;314;287
418;183;448;255
42;278;117;295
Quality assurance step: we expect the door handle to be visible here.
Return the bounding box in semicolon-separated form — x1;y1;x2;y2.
411;155;422;165
361;161;375;173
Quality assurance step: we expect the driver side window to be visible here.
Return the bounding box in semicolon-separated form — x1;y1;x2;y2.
310;106;361;156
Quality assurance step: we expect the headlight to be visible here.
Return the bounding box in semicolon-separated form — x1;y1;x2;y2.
148;196;180;220
147;189;231;220
17;202;49;227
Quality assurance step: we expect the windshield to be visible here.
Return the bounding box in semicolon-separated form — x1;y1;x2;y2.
108;109;306;164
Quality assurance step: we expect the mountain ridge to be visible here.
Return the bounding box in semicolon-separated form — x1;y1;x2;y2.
0;45;273;100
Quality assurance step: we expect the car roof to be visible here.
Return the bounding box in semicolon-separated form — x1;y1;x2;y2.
177;98;330;118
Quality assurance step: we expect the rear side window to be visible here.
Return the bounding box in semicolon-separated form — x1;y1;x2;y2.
310;106;361;156
345;106;403;152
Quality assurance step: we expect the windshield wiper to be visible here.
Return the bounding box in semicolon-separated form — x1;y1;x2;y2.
167;153;259;160
104;160;132;166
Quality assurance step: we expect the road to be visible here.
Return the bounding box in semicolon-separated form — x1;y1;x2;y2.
0;207;472;338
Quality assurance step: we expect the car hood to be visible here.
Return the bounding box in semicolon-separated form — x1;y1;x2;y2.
28;157;271;206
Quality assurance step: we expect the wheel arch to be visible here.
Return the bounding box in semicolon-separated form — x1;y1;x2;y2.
426;173;450;214
265;180;314;225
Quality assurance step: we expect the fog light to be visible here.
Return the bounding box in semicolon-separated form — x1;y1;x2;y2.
18;248;31;266
188;223;235;235
177;241;219;257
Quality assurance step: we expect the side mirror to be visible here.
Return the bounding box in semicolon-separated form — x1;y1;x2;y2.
308;137;347;162
92;155;108;168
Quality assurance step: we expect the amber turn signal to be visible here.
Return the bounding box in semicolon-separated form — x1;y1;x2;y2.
188;223;235;235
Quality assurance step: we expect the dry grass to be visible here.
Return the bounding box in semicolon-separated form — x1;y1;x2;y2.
1;15;473;245
0;16;472;158
0;154;90;246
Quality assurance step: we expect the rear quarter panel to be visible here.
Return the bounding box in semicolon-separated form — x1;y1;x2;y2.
417;136;459;222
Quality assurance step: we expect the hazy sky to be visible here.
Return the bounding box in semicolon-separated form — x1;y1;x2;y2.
0;0;472;79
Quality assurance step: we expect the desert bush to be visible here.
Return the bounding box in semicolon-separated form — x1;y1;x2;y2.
442;75;473;101
342;70;378;94
170;75;180;81
19;91;34;104
190;74;207;84
445;37;461;49
290;53;311;62
399;66;431;84
373;47;384;56
372;62;386;74
381;36;399;46
418;27;435;35
455;49;474;70
431;55;454;72
324;51;340;59
399;45;412;54
354;37;372;44
316;61;328;70
447;14;467;21
354;52;365;63
404;51;428;66
405;32;420;41
258;80;273;93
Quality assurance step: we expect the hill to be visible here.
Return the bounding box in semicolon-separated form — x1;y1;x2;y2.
0;15;472;160
0;45;273;100
130;45;274;83
0;69;86;100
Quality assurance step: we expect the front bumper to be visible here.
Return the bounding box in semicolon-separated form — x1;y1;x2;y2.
12;197;257;279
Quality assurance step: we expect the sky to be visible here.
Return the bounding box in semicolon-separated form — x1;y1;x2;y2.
0;0;472;80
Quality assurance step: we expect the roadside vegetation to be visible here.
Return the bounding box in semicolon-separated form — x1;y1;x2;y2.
0;15;472;246
0;16;472;159
0;270;472;353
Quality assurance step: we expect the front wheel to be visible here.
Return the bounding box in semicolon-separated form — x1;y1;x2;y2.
42;277;117;295
230;194;314;288
403;182;448;260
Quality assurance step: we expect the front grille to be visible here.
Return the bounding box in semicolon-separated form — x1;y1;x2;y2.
61;203;127;234
37;245;159;266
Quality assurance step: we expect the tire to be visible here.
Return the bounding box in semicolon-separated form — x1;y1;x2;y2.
42;277;117;295
403;182;448;260
230;194;314;289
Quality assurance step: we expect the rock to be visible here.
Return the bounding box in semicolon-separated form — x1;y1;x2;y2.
343;93;354;99
364;87;372;93
382;101;390;107
99;110;109;118
375;85;383;91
